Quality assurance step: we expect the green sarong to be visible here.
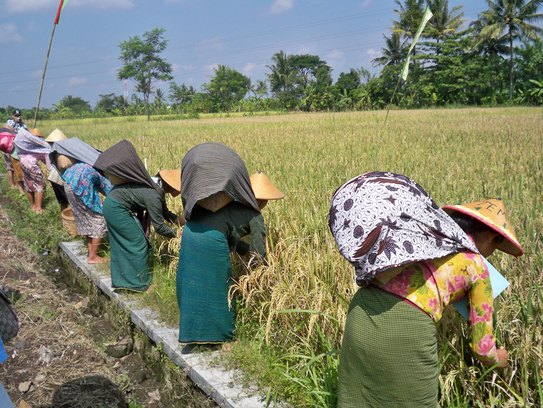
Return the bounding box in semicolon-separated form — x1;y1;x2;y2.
337;286;438;408
103;196;151;291
176;221;234;343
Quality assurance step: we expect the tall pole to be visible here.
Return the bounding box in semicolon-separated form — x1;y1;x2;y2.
33;23;57;128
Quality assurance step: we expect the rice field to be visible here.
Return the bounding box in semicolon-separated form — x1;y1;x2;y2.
37;107;543;407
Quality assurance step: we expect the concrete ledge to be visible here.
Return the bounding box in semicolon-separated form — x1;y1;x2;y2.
60;241;268;408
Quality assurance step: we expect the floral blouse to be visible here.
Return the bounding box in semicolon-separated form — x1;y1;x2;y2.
62;163;112;214
373;251;498;364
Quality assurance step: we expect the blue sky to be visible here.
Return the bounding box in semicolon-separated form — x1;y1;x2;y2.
1;0;488;110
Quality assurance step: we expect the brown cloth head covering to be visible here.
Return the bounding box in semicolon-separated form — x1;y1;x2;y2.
181;142;259;220
94;140;159;193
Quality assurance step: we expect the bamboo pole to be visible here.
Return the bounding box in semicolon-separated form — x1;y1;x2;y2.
33;23;57;128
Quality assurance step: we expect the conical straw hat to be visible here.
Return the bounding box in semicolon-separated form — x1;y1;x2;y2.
56;154;76;172
45;128;68;142
158;169;181;195
198;192;232;212
443;198;523;256
31;128;44;137
250;171;285;200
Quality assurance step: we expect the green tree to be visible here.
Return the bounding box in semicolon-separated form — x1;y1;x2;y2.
169;82;196;111
55;95;91;116
267;50;298;109
372;32;408;67
95;93;125;114
118;28;173;119
203;65;251;112
476;0;543;99
426;0;464;44
393;0;425;40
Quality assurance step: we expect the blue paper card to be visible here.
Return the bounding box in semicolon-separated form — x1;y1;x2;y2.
453;258;509;320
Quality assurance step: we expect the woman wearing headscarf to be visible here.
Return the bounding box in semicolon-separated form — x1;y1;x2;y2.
94;140;178;292
177;142;268;344
14;128;51;213
51;137;112;264
329;172;523;408
45;129;70;212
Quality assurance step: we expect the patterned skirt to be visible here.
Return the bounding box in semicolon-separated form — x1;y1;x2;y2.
64;185;107;238
2;153;13;172
337;285;439;408
19;154;46;192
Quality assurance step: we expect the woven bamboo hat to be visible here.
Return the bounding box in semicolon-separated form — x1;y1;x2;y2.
443;198;523;256
158;169;181;196
250;171;285;200
45;128;68;142
56;154;76;172
31;128;44;137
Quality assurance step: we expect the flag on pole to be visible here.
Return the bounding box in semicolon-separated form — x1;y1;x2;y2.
401;6;433;81
54;0;69;25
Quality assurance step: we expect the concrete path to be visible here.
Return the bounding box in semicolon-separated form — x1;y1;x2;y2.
60;241;269;408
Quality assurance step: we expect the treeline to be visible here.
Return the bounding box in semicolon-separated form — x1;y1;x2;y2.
4;0;543;120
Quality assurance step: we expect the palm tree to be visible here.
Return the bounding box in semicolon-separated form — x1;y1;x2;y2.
393;0;426;40
372;32;408;67
426;0;465;44
476;0;543;99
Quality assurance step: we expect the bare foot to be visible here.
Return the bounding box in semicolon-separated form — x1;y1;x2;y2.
88;256;108;264
221;341;238;353
31;208;44;214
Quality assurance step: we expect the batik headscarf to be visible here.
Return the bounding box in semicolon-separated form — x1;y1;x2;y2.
181;142;259;220
328;172;479;287
13;128;51;155
94;139;159;193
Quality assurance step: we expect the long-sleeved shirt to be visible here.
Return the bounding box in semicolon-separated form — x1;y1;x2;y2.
62;163;112;214
108;183;177;238
373;251;498;365
190;202;266;258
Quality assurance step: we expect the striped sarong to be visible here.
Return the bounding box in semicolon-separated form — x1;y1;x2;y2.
337;286;438;408
176;221;234;343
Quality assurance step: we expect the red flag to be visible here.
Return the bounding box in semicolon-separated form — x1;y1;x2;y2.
54;0;67;25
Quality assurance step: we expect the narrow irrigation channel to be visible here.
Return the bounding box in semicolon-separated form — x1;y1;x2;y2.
0;189;216;408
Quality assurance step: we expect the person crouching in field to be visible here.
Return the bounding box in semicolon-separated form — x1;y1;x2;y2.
176;143;284;345
44;129;70;212
14;128;51;213
94;140;179;292
51;137;112;264
329;172;523;408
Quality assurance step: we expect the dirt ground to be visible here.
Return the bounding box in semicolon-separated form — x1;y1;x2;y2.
0;195;215;408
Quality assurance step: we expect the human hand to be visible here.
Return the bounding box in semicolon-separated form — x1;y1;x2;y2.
495;347;508;368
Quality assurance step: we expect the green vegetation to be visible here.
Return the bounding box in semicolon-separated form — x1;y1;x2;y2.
1;107;542;406
3;1;542;121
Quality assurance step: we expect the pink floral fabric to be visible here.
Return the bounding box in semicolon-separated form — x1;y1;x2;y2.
374;251;498;364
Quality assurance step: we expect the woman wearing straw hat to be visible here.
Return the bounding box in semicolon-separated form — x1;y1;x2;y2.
45;128;70;212
14;128;51;213
177;144;284;344
51;137;112;264
329;172;523;408
95;140;179;291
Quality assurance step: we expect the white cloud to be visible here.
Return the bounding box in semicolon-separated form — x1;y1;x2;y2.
69;76;87;86
4;0;133;13
172;63;194;74
0;23;23;43
70;0;133;10
366;48;380;59
325;49;345;66
195;37;224;52
359;0;372;10
269;0;294;15
242;62;258;76
203;63;219;76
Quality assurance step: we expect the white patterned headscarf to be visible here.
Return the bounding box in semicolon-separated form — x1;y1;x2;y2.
328;172;479;287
